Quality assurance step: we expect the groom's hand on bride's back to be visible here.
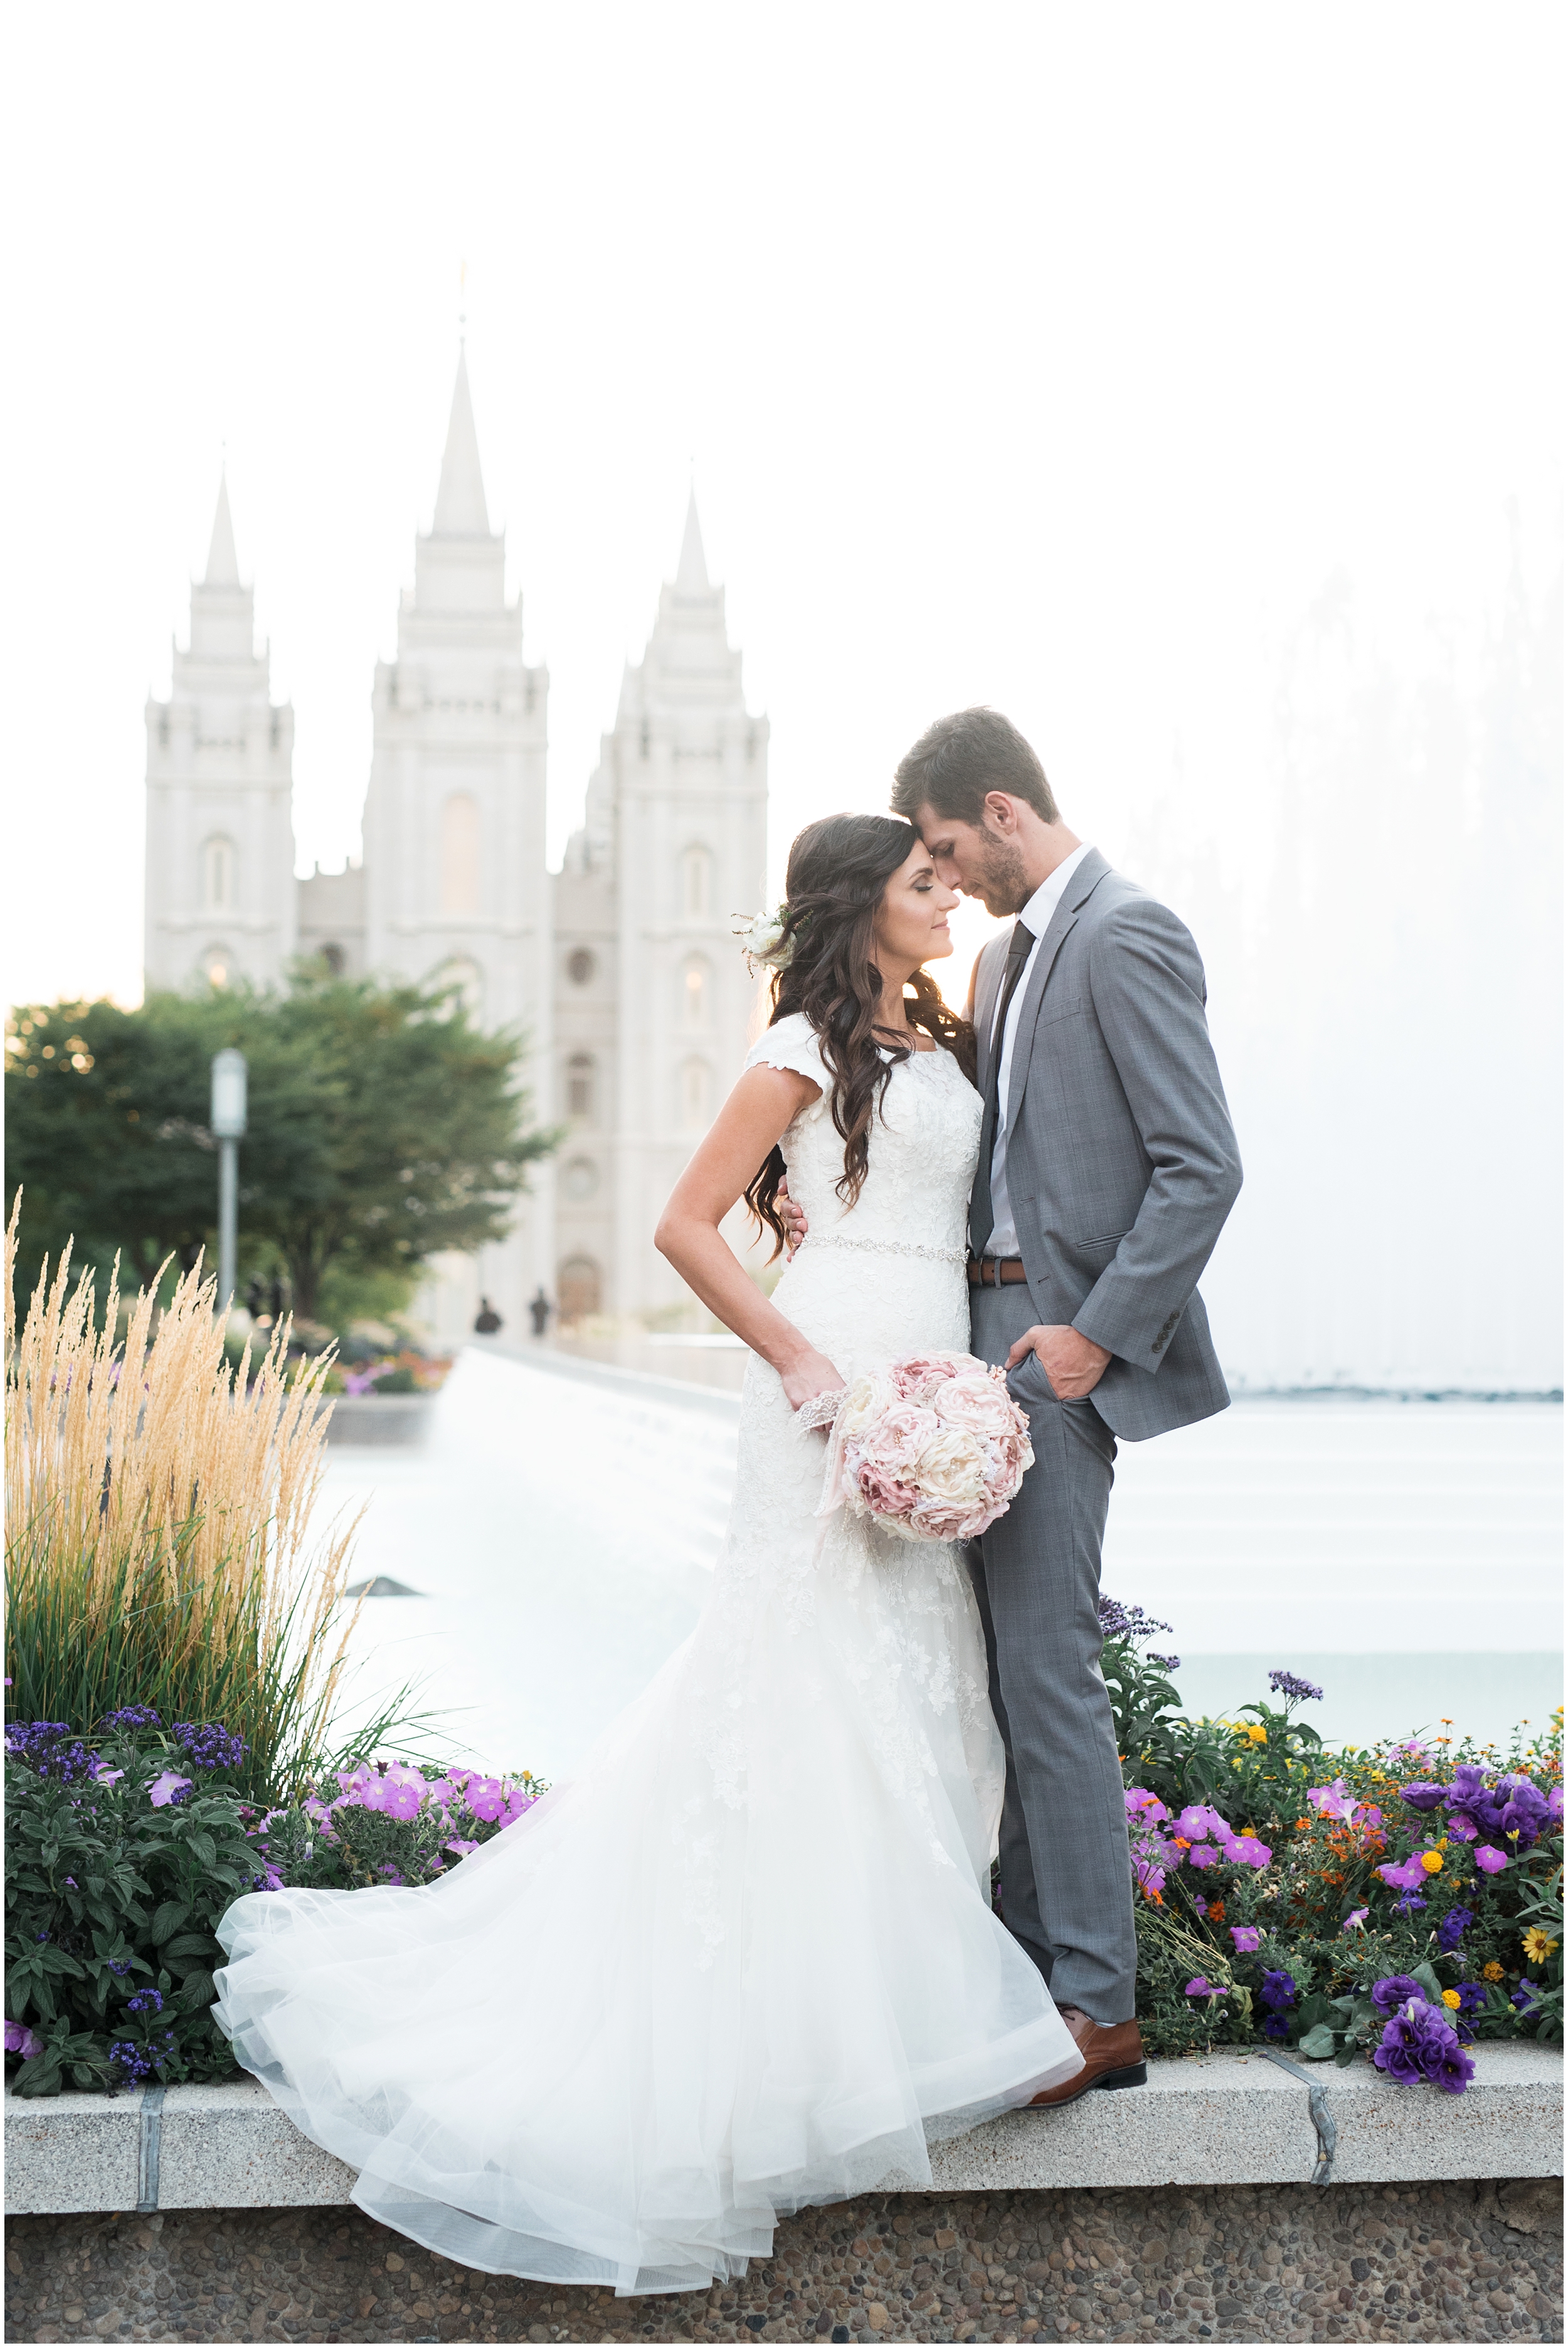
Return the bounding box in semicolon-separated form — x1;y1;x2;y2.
777;1177;809;1260
1007;1324;1113;1402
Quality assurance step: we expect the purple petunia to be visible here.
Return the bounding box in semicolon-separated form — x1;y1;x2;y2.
1475;1846;1510;1875
1184;1977;1221;1998
4;2019;43;2061
1375;1855;1429;1893
1453;1982;1488;2016
1259;1969;1297;2014
1229;1925;1262;1953
1342;1907;1370;1932
147;1770;194;1809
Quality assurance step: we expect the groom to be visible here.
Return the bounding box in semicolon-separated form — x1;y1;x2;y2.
892;708;1242;2105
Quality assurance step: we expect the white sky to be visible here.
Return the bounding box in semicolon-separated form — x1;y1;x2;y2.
3;0;1561;1015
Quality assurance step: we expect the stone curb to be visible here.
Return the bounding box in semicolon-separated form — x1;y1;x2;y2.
6;2046;1559;2217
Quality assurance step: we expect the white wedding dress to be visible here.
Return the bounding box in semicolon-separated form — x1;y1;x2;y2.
213;1015;1082;2294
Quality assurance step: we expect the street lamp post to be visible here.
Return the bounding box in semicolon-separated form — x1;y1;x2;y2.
210;1048;248;1309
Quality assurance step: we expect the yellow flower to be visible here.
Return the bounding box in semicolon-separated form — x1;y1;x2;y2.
1522;1928;1559;1965
1246;1725;1268;1745
1441;1989;1462;2010
1420;1851;1444;1874
1483;1960;1505;1982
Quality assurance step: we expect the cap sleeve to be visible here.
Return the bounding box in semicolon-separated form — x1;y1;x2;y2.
743;1013;829;1122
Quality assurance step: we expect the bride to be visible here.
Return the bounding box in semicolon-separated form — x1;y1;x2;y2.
213;812;1083;2296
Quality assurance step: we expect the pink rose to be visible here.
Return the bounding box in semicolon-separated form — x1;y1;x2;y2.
852;1461;922;1520
863;1402;941;1471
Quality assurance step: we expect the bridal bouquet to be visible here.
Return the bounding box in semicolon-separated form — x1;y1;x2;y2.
803;1351;1034;1542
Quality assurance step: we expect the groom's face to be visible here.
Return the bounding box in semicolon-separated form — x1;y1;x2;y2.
913;801;1030;918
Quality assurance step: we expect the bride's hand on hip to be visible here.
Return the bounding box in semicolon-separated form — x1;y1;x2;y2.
779;1346;845;1413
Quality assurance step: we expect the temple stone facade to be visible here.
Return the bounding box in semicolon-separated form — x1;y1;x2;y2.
144;353;768;1333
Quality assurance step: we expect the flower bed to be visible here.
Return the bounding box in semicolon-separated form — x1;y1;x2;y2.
1099;1601;1562;2091
4;1711;543;2097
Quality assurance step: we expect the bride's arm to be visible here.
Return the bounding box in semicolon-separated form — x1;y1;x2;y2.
655;1067;844;1411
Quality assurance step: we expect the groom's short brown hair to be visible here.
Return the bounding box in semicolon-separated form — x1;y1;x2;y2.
892;707;1059;827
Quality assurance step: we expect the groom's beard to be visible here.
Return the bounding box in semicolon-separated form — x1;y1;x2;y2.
975;833;1030;916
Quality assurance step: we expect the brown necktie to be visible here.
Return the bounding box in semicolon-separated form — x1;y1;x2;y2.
970;918;1034;1256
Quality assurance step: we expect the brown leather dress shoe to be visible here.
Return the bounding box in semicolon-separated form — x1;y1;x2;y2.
1029;2006;1147;2107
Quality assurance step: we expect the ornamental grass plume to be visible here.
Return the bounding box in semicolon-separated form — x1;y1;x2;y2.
4;1197;364;1800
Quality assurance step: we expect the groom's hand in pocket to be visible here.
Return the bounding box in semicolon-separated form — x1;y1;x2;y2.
1007;1324;1113;1402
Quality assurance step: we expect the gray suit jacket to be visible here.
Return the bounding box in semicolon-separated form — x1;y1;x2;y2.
968;849;1242;1441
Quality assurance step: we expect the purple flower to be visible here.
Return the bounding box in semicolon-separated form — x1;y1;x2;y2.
1259;1969;1297;2014
1371;1975;1426;2017
1229;1925;1262;1952
1512;1984;1540;2014
1342;1907;1369;1932
107;1960;132;1977
6;1722;96;1781
1372;2010;1429;2085
4;2020;43;2061
1184;1977;1221;1998
1307;1779;1359;1822
89;1762;124;1786
1375;1855;1429;1893
1175;1803;1229;1843
1475;1845;1510;1875
1098;1597;1174;1644
173;1721;248;1773
1497;1777;1549;1847
147;1770;194;1809
1399;1782;1448;1813
378;1779;423;1822
1261;2015;1289;2040
1221;1834;1273;1868
1453;1982;1488;2016
1147;1653;1182;1672
1436;1907;1473;1954
125;1989;163;2017
1187;1843;1218;1869
1392;1893;1429;1917
1268;1670;1323;1705
465;1776;507;1823
100;1705;161;1730
1426;2034;1476;2093
443;1838;480;1859
1446;1813;1478;1843
1125;1787;1171;1823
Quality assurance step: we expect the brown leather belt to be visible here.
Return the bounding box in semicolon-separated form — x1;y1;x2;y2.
967;1257;1029;1288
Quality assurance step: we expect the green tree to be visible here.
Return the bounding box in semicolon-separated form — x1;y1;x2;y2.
6;973;557;1323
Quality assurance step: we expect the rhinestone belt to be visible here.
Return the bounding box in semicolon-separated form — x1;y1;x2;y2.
802;1232;968;1265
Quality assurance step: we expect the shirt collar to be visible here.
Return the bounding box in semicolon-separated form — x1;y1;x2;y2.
1017;842;1093;939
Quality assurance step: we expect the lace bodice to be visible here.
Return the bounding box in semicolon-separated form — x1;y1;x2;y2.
745;1013;983;1354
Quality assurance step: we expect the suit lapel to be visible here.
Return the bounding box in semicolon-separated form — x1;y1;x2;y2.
1007;849;1112;1119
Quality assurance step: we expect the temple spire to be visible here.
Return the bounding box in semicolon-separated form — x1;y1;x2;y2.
205;473;240;584
432;349;490;536
676;488;709;590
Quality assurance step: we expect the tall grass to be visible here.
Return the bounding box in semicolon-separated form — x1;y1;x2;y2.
4;1197;379;1799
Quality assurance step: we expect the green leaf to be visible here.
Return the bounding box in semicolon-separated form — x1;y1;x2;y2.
149;1901;189;1945
159;1932;216;1961
174;1969;216;2011
1297;2023;1338;2059
1411;1961;1446;2007
188;1831;218;1871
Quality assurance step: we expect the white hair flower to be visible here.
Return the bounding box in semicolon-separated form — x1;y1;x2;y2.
732;904;796;973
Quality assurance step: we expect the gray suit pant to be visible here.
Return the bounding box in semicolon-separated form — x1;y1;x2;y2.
969;1282;1138;2023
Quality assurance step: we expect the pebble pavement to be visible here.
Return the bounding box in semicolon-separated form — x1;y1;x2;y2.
4;2180;1560;2345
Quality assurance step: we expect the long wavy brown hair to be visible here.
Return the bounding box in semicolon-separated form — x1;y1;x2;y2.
744;813;977;1259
